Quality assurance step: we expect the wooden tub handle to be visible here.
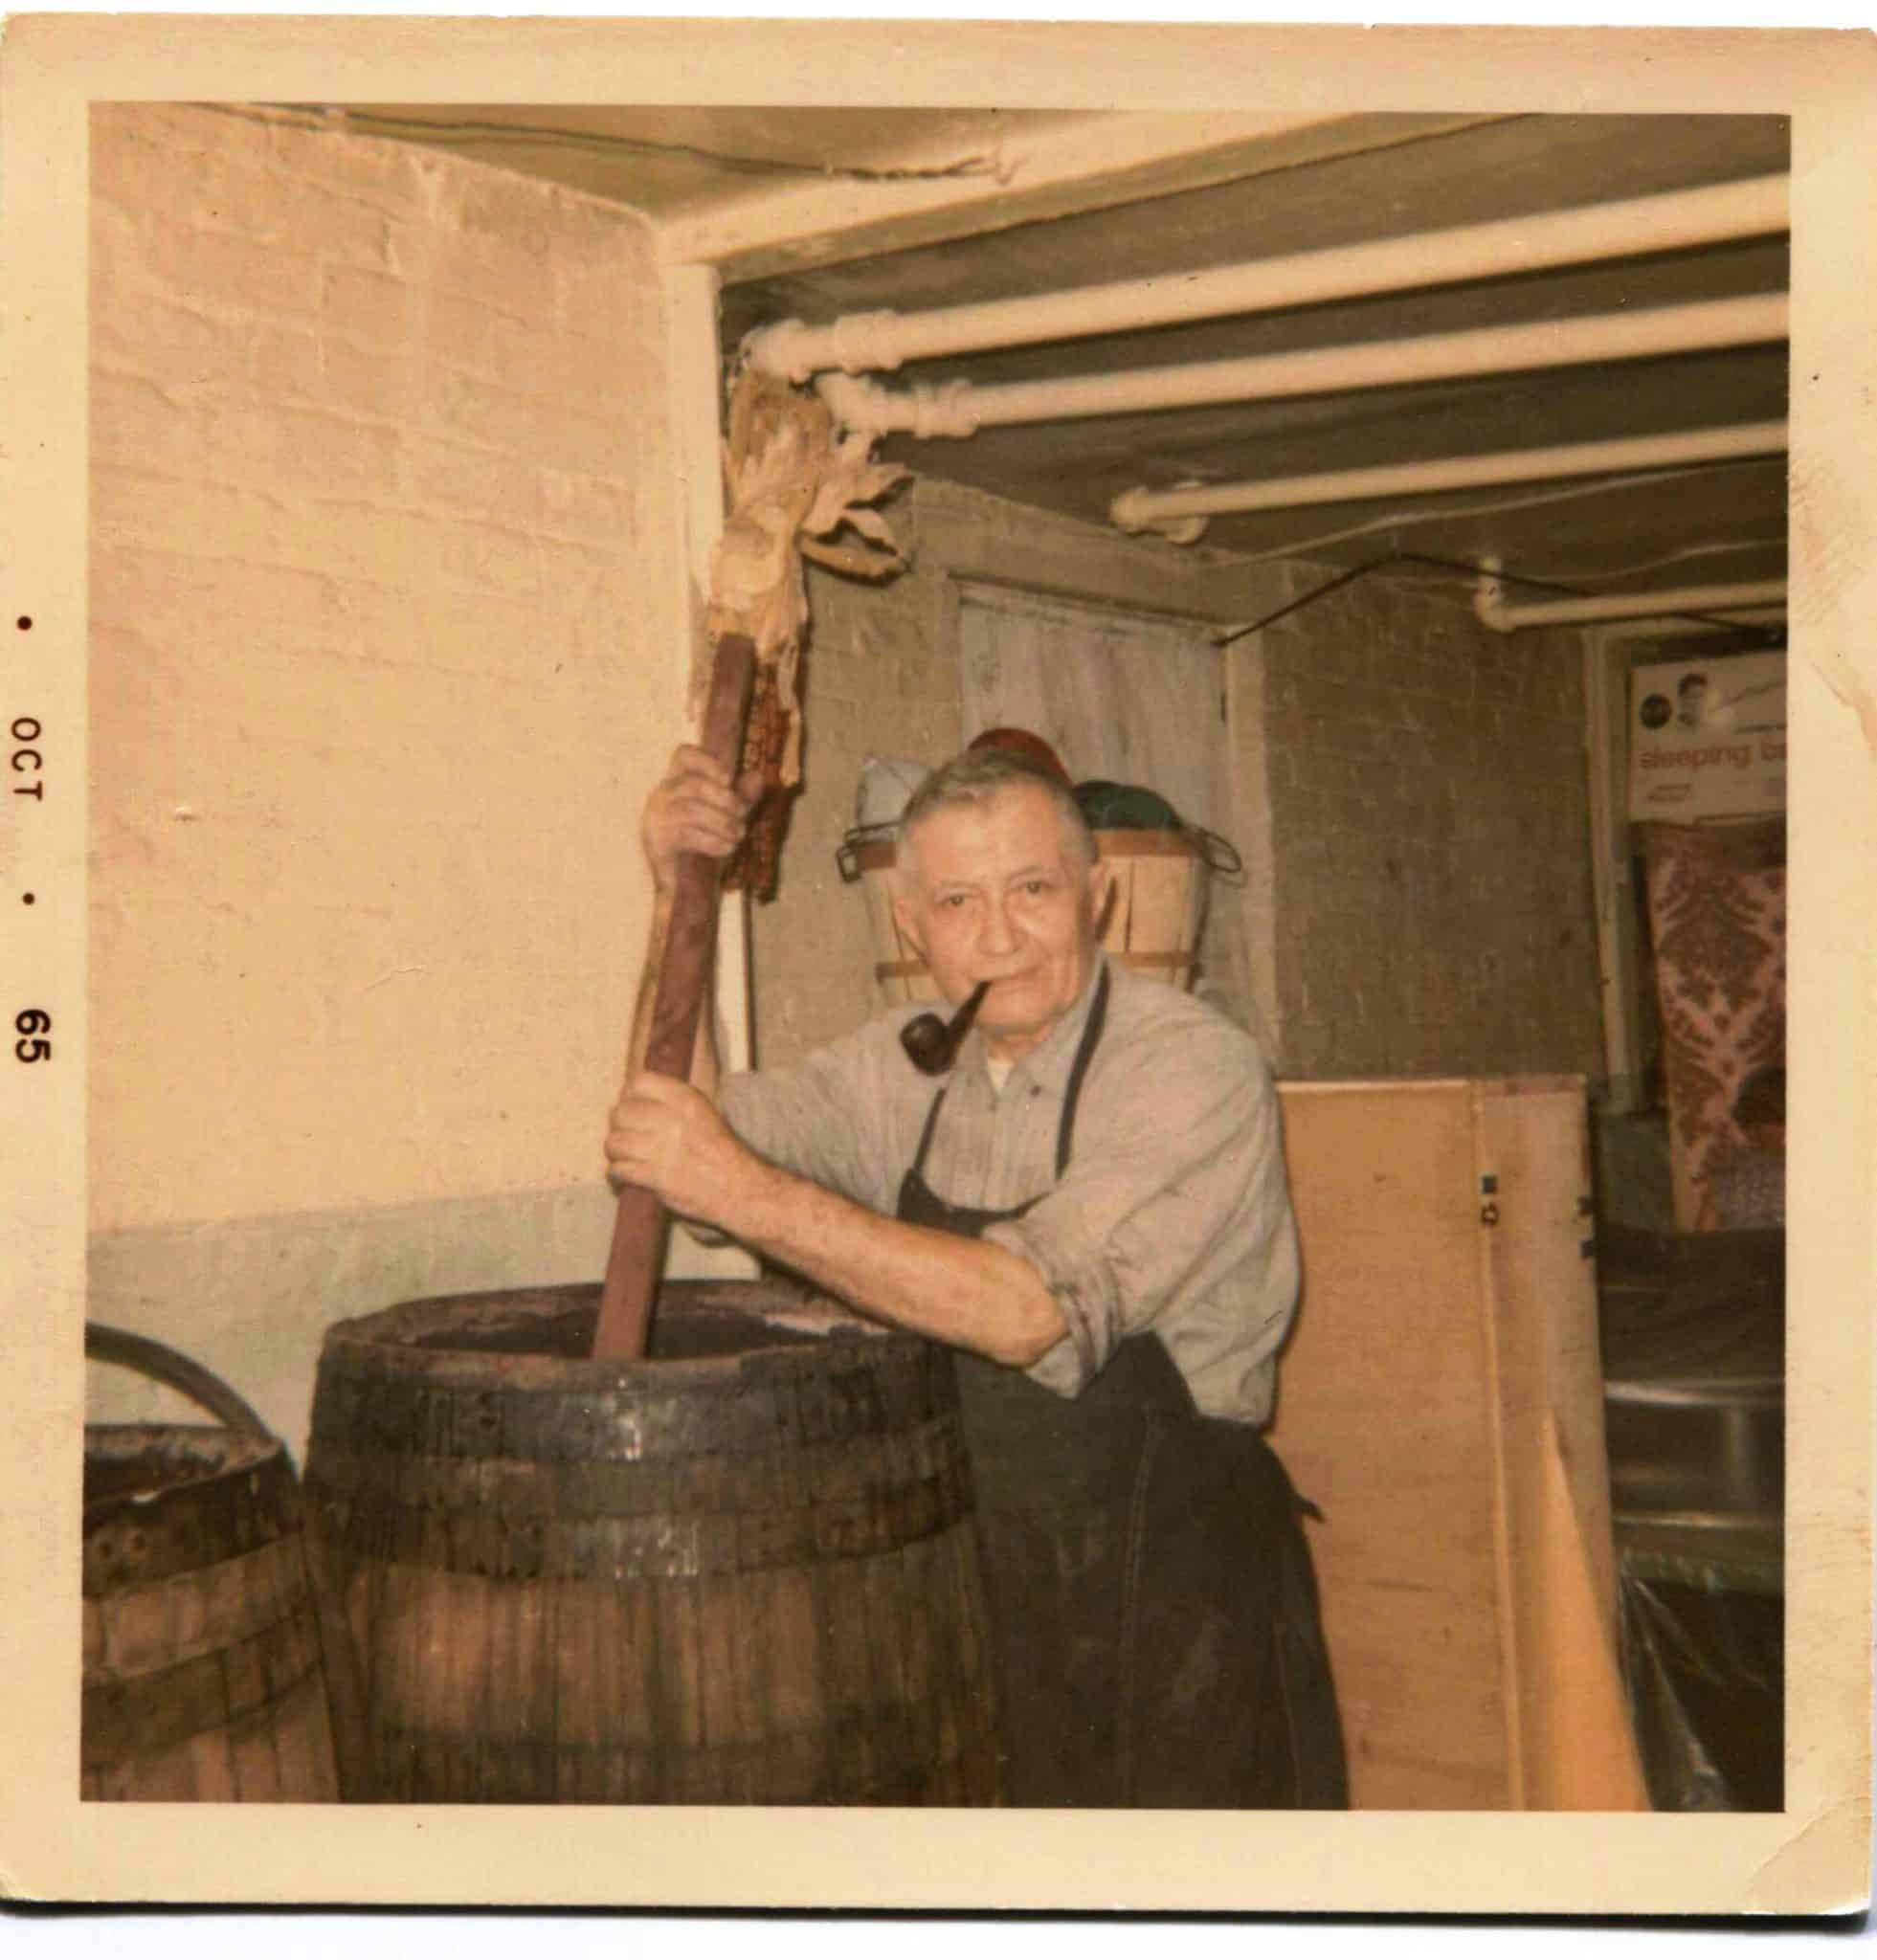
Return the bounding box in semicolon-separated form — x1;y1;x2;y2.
84;1323;274;1439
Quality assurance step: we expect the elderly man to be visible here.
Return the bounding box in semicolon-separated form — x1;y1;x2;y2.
607;742;1346;1809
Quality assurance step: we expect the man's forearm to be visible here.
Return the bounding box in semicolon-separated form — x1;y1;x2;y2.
731;1154;1066;1369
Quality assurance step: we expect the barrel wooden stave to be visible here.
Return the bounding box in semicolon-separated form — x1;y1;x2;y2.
81;1426;341;1801
305;1281;1001;1805
331;1525;994;1806
1102;829;1207;987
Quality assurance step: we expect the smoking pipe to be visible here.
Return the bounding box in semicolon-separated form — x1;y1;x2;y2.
901;981;991;1077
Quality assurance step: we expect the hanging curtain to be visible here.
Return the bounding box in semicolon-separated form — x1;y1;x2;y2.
1634;818;1786;1232
954;582;1262;1045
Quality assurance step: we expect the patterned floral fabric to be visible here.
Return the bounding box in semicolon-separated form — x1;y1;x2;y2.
1636;820;1786;1232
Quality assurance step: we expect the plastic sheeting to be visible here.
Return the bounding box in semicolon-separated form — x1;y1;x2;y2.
1598;1222;1785;1813
1620;1560;1784;1812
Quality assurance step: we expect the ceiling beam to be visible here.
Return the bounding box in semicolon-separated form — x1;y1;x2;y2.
657;111;1513;285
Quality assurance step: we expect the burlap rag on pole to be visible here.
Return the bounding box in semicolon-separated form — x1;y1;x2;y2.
704;367;910;897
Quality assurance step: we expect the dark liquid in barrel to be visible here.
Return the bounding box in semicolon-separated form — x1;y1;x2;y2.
409;1300;823;1362
83;1431;266;1507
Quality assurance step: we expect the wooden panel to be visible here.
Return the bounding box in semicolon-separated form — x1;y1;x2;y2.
1271;1080;1513;1810
1272;1078;1646;1813
1472;1080;1648;1811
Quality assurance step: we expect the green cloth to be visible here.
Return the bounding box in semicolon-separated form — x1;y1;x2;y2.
1073;779;1183;831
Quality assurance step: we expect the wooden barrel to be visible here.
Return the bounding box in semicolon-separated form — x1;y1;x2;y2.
82;1325;343;1801
302;1278;1003;1805
841;828;1213;1005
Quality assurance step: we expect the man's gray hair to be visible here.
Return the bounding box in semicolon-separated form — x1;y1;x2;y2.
899;747;1097;871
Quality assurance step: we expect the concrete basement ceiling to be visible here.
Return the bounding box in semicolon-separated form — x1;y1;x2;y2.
345;105;1790;608
320;104;1085;221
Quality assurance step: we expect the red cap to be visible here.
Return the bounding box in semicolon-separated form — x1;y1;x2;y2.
968;725;1072;785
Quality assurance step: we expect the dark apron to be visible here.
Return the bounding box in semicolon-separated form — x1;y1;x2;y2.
898;968;1349;1809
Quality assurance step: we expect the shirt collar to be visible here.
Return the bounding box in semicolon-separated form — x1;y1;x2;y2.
962;954;1107;1102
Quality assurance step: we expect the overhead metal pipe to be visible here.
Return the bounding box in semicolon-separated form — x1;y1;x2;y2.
746;173;1788;383
1475;572;1788;632
815;294;1787;440
1109;420;1788;542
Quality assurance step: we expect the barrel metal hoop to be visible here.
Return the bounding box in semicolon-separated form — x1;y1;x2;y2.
83;1438;300;1592
304;1458;972;1582
307;1351;952;1464
80;1597;323;1770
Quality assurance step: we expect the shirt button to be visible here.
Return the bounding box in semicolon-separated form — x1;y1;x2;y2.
1030;1086;1042;1100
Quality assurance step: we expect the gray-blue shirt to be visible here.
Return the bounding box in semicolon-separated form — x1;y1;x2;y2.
718;958;1299;1424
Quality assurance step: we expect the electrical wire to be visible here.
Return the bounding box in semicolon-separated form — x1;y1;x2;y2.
1213;561;1381;644
1215;548;1787;650
1549;535;1788;586
1218;454;1787;568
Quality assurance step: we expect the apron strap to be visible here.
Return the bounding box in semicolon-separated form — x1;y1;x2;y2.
908;1082;950;1187
909;960;1113;1204
1056;964;1110;1179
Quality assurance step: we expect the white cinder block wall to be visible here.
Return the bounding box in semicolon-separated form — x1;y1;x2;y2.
87;105;697;1459
1230;564;1602;1081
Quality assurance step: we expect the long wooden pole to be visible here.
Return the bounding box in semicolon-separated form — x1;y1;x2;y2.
592;632;757;1362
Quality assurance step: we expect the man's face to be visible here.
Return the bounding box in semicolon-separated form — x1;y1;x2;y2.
893;784;1110;1063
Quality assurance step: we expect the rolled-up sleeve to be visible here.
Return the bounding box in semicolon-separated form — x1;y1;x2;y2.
982;1018;1299;1416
